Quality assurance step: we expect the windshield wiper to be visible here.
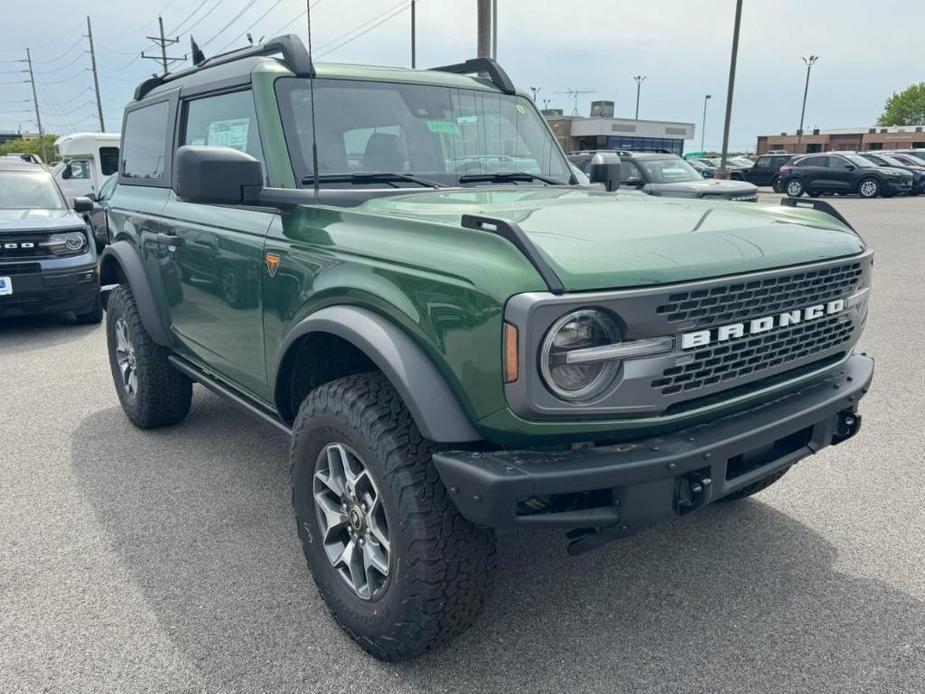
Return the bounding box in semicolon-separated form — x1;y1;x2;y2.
300;172;445;188
457;171;564;185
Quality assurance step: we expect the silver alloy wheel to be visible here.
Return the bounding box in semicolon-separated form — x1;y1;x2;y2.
114;317;138;397
312;443;391;600
859;180;878;198
787;180;803;197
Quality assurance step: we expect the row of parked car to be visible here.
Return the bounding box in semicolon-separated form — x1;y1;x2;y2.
706;149;925;198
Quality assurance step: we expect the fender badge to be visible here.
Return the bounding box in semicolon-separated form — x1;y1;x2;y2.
265;252;281;278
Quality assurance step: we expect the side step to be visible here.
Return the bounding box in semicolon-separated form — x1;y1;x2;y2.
167;355;291;435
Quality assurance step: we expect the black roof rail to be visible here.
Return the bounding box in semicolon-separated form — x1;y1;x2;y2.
430;58;516;95
780;197;854;231
461;214;564;294
134;34;314;101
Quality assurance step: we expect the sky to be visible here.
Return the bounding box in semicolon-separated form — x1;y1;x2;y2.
0;0;920;151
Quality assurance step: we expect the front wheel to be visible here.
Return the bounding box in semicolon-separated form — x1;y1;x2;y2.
785;178;804;197
290;373;496;661
105;285;192;428
858;177;880;198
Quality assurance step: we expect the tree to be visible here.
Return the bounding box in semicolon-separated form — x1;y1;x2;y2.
878;83;925;126
0;134;59;163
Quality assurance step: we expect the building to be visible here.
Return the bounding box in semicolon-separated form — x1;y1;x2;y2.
544;101;695;156
757;126;925;155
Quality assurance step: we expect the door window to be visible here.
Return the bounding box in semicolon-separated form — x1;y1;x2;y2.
99;147;120;176
182;90;264;173
122;101;170;180
62;160;91;180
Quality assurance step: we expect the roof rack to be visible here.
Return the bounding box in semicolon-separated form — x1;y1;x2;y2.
430;58;516;95
134;34;314;101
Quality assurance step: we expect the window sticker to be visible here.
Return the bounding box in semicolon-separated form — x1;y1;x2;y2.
426;119;461;135
515;104;526;115
207;118;250;150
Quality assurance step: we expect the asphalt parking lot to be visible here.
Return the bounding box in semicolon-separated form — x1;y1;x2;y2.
2;192;924;694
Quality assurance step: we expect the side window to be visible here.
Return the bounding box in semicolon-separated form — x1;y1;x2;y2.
99;176;117;201
99;147;120;176
122;101;169;180
62;160;91;180
754;157;770;170
182;90;264;169
621;161;643;182
830;156;852;170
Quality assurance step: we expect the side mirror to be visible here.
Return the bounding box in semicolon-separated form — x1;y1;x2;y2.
845;164;856;171
588;152;621;191
85;192;98;202
72;196;93;213
623;176;643;186
174;145;263;204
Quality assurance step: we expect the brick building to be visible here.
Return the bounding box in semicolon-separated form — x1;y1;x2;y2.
756;126;925;155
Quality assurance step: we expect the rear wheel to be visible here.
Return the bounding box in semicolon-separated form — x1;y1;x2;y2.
785;179;804;197
771;176;784;193
858;177;880;198
105;285;192;428
290;373;495;661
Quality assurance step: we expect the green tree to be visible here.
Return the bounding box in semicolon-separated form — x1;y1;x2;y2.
878;83;925;126
0;134;59;163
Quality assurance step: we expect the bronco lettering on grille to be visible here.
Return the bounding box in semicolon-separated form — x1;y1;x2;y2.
680;299;846;350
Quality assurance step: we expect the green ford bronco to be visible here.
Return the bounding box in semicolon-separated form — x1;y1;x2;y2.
99;35;873;660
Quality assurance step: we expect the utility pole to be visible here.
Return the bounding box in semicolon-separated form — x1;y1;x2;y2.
86;17;105;132
701;94;711;152
716;0;742;178
491;0;498;60
797;55;819;151
477;0;491;58
142;15;184;76
410;0;416;68
633;75;646;120
24;48;47;162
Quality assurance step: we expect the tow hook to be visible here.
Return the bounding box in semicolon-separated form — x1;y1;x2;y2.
675;468;712;515
833;410;861;444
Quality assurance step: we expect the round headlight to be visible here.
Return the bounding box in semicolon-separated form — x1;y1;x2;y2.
540;309;620;401
64;231;86;251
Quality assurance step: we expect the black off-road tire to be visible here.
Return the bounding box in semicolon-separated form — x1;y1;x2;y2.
75;297;103;324
105;284;192;429
290;372;496;661
719;467;789;502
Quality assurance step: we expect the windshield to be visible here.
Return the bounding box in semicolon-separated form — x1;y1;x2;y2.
844;154;874;168
878;154;912;168
0;171;66;209
636;158;703;183
276;78;571;186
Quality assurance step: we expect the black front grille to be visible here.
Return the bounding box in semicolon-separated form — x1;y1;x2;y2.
0;233;53;259
655;262;863;330
652;313;854;396
0;262;41;275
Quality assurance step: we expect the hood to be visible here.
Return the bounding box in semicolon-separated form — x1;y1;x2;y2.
0;208;85;233
360;187;866;292
644;179;757;196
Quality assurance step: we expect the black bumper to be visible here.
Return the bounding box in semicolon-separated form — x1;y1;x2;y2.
434;354;873;540
0;264;99;317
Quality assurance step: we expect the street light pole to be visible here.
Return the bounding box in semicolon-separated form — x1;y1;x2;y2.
633;75;646;120
716;0;742;179
701;94;711;152
797;55;819;151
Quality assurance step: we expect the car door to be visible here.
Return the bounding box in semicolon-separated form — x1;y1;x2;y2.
826;155;857;192
89;175;117;247
747;157;771;185
796;155;830;192
156;88;275;400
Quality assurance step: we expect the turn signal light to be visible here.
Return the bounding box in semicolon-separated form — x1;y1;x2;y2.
503;323;519;383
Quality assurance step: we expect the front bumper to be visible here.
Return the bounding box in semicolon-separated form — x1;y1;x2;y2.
0;261;99;317
884;179;913;195
435;354;872;545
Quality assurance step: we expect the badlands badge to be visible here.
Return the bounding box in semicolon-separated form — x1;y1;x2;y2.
265;252;281;278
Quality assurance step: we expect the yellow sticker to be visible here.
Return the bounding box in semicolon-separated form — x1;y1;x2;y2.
515;104;526;115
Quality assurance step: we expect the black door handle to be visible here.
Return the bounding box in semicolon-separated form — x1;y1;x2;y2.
141;231;184;248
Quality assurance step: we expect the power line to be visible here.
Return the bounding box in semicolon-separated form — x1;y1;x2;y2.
31;37;85;64
316;1;411;58
33;52;87;75
201;1;258;48
167;0;215;36
217;0;286;52
180;0;225;39
142;16;186;75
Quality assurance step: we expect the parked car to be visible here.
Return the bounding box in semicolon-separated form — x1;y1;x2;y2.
687;158;714;178
569;151;759;201
0;160;100;323
86;175;117;250
52;132;120;199
778;152;913;198
885;148;925;164
858;152;925;195
99;35;873;661
729;152;793;191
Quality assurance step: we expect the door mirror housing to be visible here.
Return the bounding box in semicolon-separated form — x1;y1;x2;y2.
174;145;263;204
71;196;93;213
588;152;621;191
845;164;856;171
